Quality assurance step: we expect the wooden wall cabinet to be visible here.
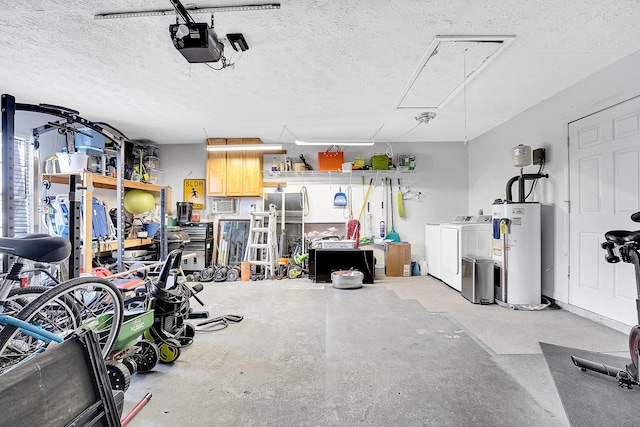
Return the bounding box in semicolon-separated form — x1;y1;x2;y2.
206;138;264;196
206;138;227;196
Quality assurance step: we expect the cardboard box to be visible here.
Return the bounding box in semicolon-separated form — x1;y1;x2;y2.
385;242;411;277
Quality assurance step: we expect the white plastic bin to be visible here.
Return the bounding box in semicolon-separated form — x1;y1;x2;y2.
56;152;88;173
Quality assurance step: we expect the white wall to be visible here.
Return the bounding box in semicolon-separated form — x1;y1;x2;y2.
468;48;640;303
161;140;470;262
160;143;207;215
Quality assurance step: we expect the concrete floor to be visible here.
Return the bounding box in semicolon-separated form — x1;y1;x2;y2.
122;274;629;426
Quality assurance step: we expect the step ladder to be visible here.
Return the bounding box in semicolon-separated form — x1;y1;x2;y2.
244;203;278;278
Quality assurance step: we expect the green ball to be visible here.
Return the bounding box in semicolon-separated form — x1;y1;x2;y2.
123;189;155;214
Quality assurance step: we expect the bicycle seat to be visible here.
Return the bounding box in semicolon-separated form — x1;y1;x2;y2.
632;211;640;223
0;234;71;263
604;230;640;245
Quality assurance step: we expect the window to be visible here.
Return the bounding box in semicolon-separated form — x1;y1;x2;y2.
0;135;34;236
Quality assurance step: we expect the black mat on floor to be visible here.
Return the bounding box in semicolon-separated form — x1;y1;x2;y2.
540;342;640;427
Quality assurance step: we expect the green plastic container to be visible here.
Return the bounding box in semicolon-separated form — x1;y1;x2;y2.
371;154;389;170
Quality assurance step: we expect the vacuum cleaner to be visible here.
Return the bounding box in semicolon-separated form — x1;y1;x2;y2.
143;249;206;363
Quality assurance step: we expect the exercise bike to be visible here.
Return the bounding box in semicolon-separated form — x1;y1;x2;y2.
571;211;640;389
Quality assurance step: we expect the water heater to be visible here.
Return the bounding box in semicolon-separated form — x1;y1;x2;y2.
491;202;541;305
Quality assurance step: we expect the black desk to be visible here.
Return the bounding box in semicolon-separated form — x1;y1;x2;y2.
309;249;375;284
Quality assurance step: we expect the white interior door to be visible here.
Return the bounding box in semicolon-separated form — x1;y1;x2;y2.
569;96;640;326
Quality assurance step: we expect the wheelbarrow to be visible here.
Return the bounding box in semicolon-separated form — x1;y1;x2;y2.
102;309;160;392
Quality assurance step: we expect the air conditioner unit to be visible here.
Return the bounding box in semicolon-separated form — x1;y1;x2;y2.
209;198;236;214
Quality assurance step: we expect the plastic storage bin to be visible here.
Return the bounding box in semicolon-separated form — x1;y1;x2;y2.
144;156;160;170
56;152;88;172
331;270;364;289
148;168;163;184
75;127;105;149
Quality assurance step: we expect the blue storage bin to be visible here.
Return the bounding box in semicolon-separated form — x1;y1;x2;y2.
75;126;105;149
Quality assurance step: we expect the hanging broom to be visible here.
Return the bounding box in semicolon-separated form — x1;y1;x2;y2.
348;178;373;248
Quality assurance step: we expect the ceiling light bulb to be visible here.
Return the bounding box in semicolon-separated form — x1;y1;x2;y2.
175;24;190;39
415;112;437;124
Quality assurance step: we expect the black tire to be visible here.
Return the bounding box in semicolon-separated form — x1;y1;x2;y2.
0;277;123;373
226;267;239;282
629;325;640;370
131;339;159;373
199;267;215;282
4;286;51;314
106;359;131;391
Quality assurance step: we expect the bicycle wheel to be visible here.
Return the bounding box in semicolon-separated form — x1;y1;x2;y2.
0;277;123;372
0;288;80;373
0;286;57;337
5;286;51;308
629;325;640;370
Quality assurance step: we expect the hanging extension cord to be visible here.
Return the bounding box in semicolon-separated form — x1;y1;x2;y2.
495;296;551;311
196;314;244;332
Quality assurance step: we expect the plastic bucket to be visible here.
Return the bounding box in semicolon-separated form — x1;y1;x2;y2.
331;270;363;289
56;152;88;172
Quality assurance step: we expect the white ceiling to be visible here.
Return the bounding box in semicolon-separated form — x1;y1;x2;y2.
1;1;640;146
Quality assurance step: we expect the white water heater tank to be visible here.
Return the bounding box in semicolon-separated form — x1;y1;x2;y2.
492;202;541;305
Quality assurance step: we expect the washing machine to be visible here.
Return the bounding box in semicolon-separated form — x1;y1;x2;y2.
440;215;493;291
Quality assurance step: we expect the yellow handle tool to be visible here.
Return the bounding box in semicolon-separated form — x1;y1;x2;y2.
397;178;405;218
356;178;374;221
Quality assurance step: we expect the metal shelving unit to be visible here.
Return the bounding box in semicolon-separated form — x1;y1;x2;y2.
42;173;171;272
266;169;414;180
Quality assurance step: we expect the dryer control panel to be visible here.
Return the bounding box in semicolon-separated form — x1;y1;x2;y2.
451;215;492;224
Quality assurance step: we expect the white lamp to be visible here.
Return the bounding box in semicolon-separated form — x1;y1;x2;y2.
206;144;283;152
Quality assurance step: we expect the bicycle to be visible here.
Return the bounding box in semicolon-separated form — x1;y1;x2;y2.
571;211;640;388
0;234;124;373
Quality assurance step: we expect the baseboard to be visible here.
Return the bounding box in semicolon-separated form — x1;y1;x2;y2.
552;298;631;334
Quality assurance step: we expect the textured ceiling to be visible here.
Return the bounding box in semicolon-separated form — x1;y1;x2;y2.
1;0;640;145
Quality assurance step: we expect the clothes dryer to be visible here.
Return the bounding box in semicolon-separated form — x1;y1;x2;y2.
440;216;492;291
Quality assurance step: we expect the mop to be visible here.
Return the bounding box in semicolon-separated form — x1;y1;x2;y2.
386;177;401;242
362;201;374;244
